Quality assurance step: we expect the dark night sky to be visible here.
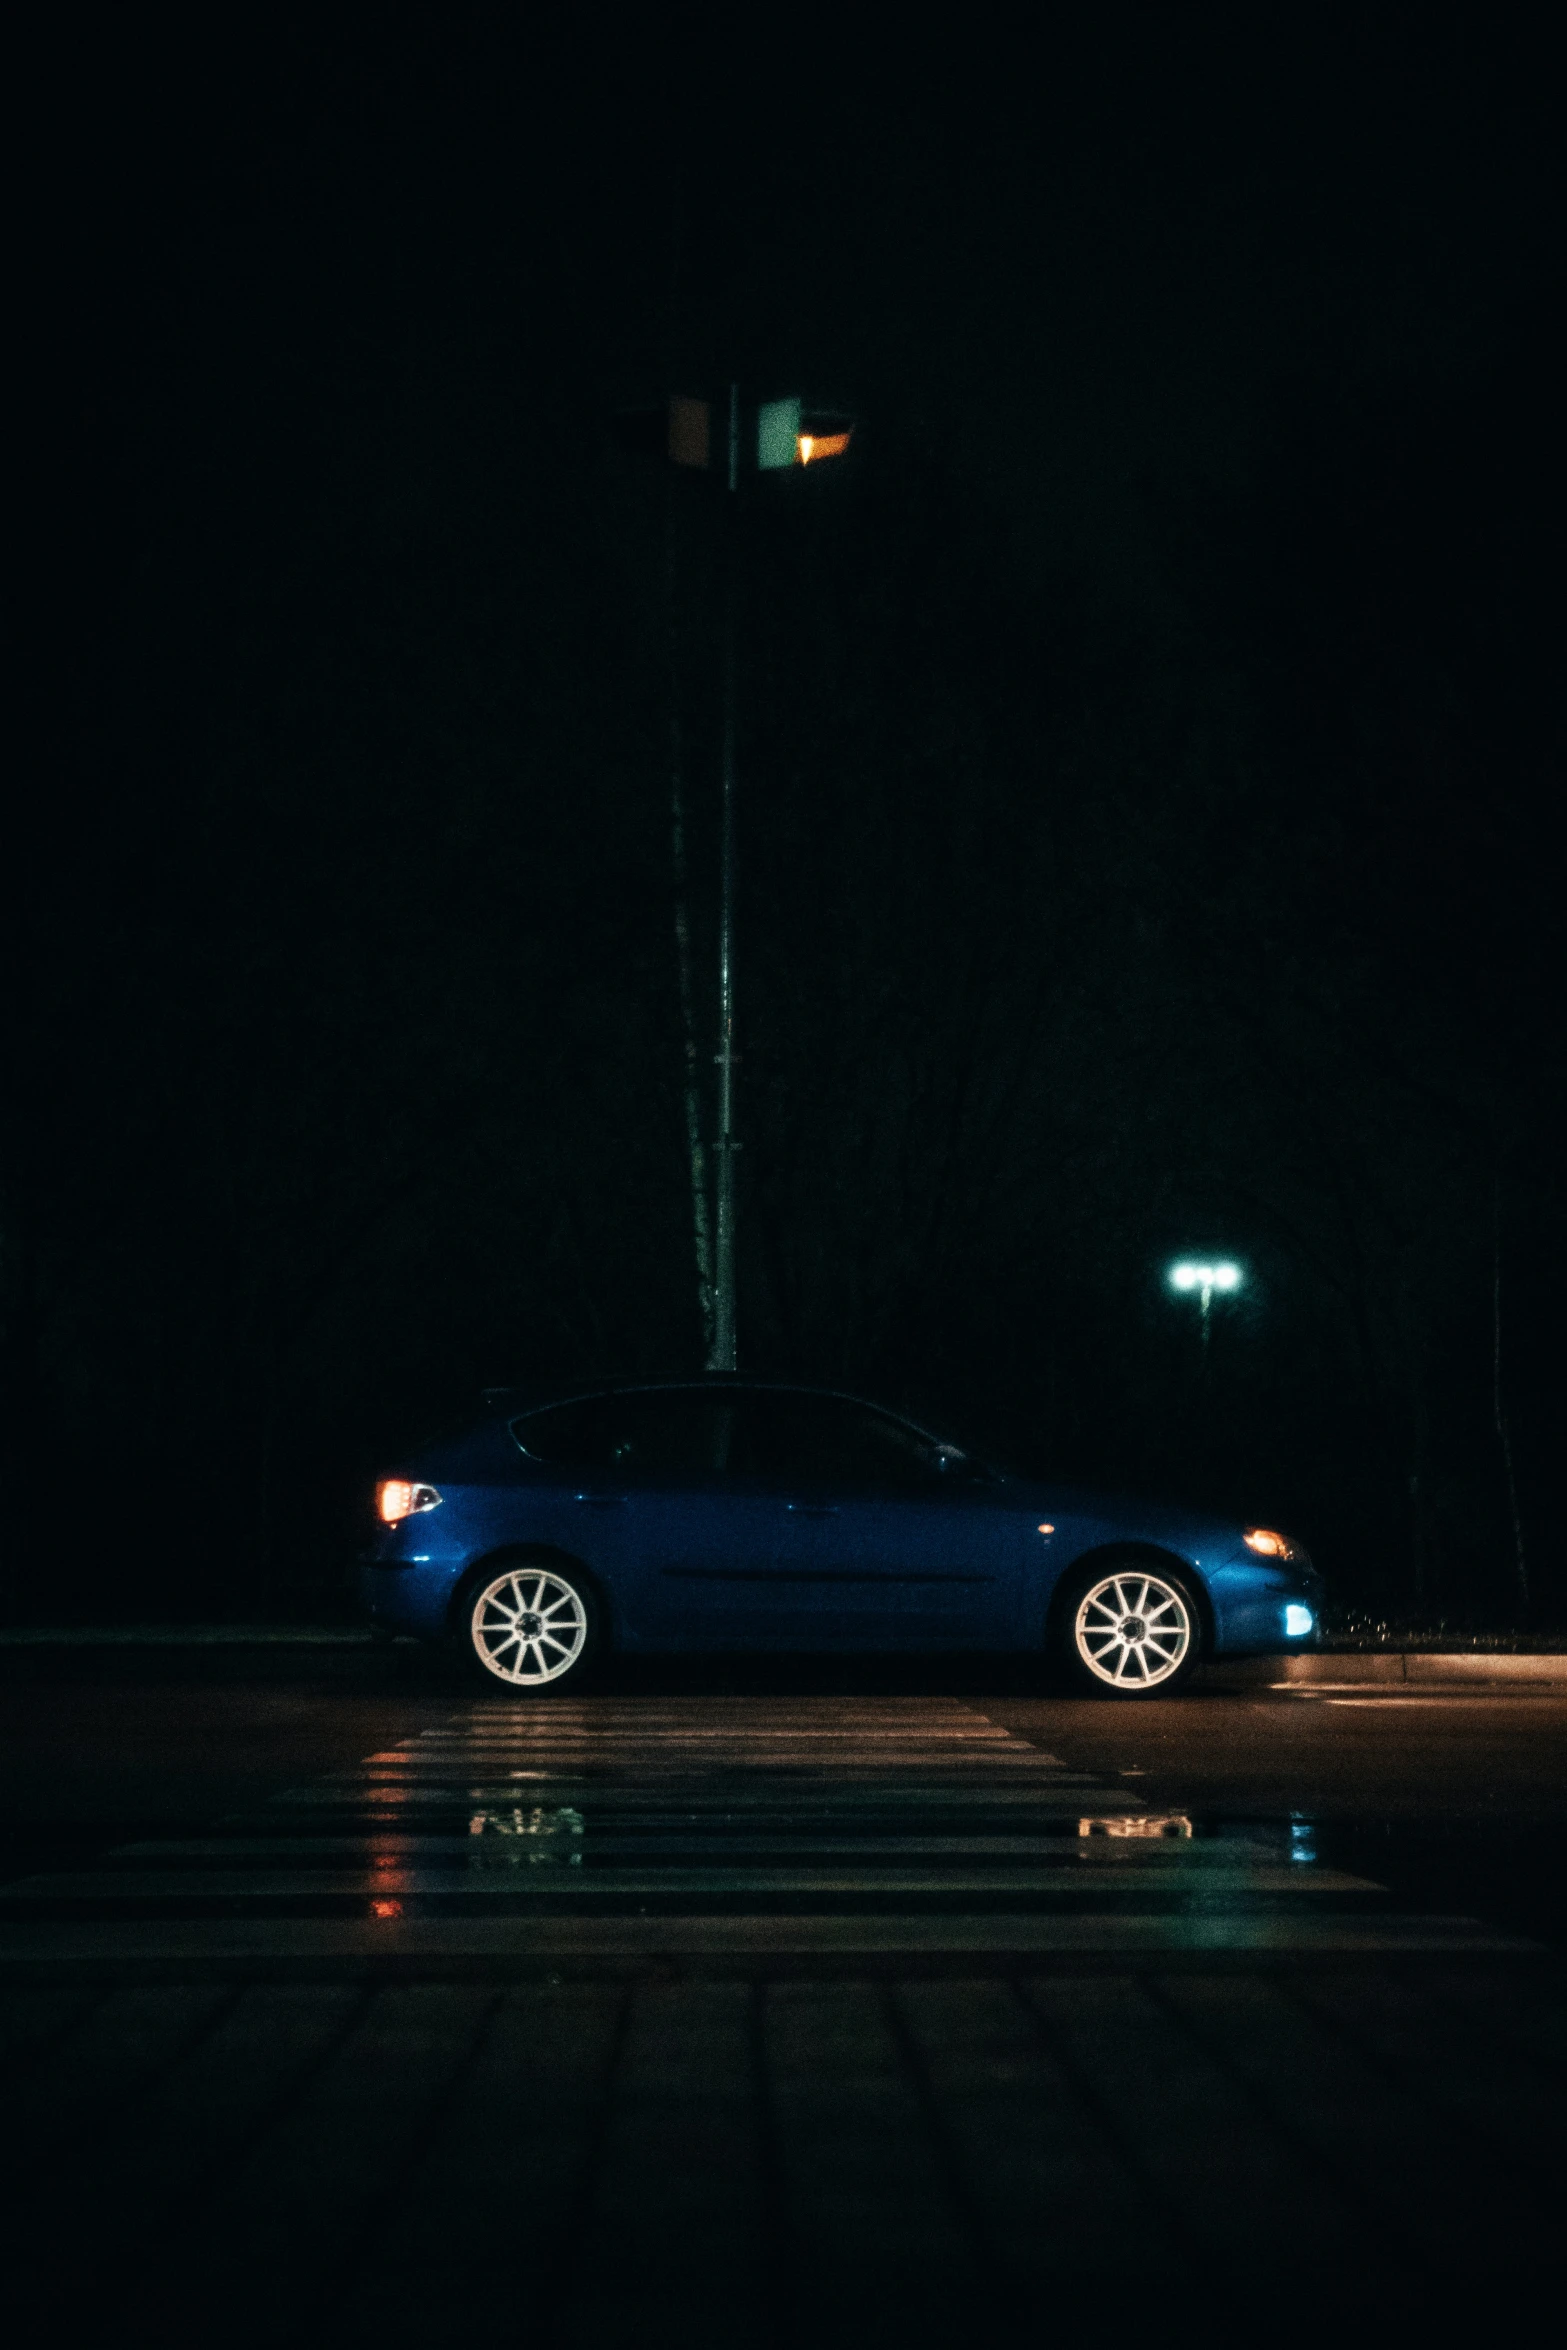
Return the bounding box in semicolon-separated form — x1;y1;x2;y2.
12;6;1566;1620
37;12;1561;580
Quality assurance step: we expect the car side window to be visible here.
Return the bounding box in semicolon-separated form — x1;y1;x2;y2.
729;1395;942;1489
513;1392;728;1478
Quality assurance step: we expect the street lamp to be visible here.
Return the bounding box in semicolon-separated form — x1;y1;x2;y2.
1167;1259;1242;1353
701;392;857;1371
619;387;855;1372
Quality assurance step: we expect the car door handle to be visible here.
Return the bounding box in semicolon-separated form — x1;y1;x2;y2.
786;1503;839;1517
574;1492;626;1509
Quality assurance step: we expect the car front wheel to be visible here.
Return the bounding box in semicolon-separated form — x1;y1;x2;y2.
463;1559;598;1693
1062;1561;1200;1696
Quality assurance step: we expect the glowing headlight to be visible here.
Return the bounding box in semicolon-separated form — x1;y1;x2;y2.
1284;1604;1314;1639
1244;1527;1294;1559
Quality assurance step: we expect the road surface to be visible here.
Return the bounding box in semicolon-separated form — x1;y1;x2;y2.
0;1651;1562;2342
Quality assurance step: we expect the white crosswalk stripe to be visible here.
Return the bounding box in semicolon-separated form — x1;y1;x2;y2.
0;1696;1533;1968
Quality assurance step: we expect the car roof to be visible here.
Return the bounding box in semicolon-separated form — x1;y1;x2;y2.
481;1377;944;1437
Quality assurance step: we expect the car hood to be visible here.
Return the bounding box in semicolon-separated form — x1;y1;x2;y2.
992;1474;1255;1560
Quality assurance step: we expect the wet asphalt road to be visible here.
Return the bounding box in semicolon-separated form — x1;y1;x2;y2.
4;1651;1566;1941
1;1650;1564;2343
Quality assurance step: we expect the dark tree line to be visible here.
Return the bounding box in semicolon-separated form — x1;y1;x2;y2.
9;23;1561;1623
8;330;1560;1625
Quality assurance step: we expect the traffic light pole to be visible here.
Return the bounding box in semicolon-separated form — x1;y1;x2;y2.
708;382;741;1374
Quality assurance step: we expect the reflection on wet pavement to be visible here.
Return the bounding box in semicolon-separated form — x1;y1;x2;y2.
466;1805;585;1862
0;1698;1533;1963
1077;1812;1193;1839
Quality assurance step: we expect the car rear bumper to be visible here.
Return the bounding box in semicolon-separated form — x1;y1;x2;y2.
358;1557;456;1640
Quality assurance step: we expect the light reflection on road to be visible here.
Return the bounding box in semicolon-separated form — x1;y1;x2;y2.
467;1805;586;1864
1077;1813;1193;1840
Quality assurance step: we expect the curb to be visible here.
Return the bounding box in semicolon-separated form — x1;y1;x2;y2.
0;1625;409;1648
1202;1651;1567;1688
0;1628;1563;1684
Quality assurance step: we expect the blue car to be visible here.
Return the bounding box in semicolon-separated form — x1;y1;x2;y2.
360;1379;1322;1698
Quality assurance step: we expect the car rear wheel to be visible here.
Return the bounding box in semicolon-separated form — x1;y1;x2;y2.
463;1560;598;1693
1062;1561;1200;1697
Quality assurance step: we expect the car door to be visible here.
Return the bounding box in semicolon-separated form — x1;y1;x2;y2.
510;1388;792;1649
721;1392;1028;1648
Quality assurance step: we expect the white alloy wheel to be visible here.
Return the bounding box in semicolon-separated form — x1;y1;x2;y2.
1072;1569;1193;1691
468;1565;592;1689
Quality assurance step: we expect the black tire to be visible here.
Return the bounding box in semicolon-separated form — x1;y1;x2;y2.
458;1555;601;1695
1056;1555;1202;1698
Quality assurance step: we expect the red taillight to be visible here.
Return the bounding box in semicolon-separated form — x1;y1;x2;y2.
377;1479;440;1524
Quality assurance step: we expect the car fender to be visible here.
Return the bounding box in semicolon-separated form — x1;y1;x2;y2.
446;1545;614;1648
1042;1539;1215;1657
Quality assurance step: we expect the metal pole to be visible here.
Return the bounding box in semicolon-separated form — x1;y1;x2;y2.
1493;1169;1529;1613
708;382;741;1372
661;197;715;1359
